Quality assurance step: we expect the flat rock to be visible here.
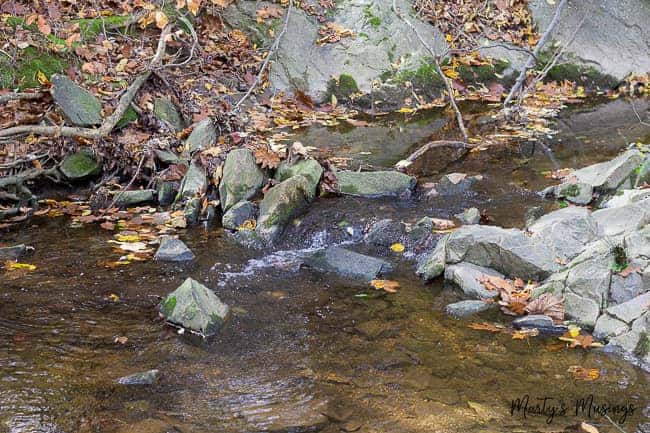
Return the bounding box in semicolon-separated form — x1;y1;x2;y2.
610;273;645;304
528;206;600;261
154;148;180;164
51;74;102;126
154;97;185;131
444;225;559;280
256;175;313;243
117;369;159;385
60;152;101;180
512;315;568;334
335;170;416;198
113;189;154;207
624;225;650;259
565;292;601;328
219;149;267;211
436;173;481;195
0;244;26;260
601;189;650;208
306;246;392;280
593;314;629;340
185;118;217;153
154;236;195;261
159;277;230;336
444;262;502;300
222;200;257;230
445;300;492;318
606;292;650;324
607;313;649;354
571;149;643;191
365;219;406;247
592;198;650;237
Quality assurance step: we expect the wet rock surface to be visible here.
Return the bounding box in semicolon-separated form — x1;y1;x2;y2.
219;149;267;211
51;74;102;126
60;152;101;180
305;246;392;280
445;300;492;318
117;369;159;386
335;170;416;198
154;236;195;262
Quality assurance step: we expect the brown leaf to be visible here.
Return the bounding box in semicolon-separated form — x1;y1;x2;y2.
253;146;281;169
370;279;400;293
618;265;641;277
468;322;504;332
524;293;565;322
568;366;600;382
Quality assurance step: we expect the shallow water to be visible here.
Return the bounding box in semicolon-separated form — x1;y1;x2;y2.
1;99;650;433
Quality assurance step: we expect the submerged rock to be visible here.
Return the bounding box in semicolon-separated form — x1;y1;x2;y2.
60;152;101;180
306;246;392;280
436;173;481;195
51;74;102;126
113;189;154;207
117;369;159;386
159;277;230;336
275;159;323;200
154;97;185;131
185;118;217;153
365;219;406;247
219;149;267;211
256;175;313;243
0;244;26;260
335;170;416;197
222;200;257;230
154;236;195;262
512;315;568;335
445;300;492;318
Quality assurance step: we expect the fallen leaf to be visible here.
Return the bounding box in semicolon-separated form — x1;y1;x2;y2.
370;279;400;293
237;219;256;231
568;366;600;381
7;262;36;271
580;421;599;433
108;293;120;302
524;293;565;322
390;243;405;253
512;328;539;340
114;336;128;344
468;322;504;332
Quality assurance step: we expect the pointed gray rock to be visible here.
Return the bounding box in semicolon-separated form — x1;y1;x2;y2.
185;118;217;153
306;246;392;280
219;149;267;211
572;149;643;191
51;74;102;126
256;175;313;243
444;262;502;300
445;300;492;318
155;236;195;261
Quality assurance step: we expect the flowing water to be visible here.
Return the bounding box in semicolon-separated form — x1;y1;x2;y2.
1;100;650;433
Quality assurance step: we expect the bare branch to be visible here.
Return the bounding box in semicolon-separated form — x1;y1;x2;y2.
232;0;293;111
0;92;45;104
502;0;568;111
391;0;468;142
395;140;471;170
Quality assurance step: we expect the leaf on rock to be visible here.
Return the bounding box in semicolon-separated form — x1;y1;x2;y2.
254;146;281;169
390;243;405;253
525;293;565;322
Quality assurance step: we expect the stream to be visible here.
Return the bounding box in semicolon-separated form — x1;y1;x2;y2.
1;99;650;433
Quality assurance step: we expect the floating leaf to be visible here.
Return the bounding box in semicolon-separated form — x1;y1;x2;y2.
390;243;405;253
568;366;600;381
8;263;37;271
468;322;504;332
370;279;400;293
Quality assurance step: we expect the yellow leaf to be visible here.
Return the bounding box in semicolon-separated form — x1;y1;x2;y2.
115;234;140;242
568;324;581;338
37;71;50;86
390;243;405;253
9;263;36;271
154;10;169;29
397;107;416;113
443;68;459;79
188;0;201;15
237;219;256;231
370;279;400;293
108;293;120;302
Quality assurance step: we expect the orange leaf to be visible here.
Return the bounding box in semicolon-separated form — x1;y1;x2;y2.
188;0;201;15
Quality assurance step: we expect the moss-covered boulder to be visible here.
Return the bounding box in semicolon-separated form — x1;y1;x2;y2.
255;175;313;243
178;162;207;200
222;200;257;230
60;151;101;180
154;97;185;131
335;170;416;197
219;149;267;211
185;118;217;153
274;159;323;200
159;277;230;336
51;74;102;126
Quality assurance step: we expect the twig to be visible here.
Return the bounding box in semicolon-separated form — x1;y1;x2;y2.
0;92;45;104
395;140;471;170
602;414;628;433
391;0;468;142
0;24;173;140
0;167;60;189
165;14;199;68
502;0;568;111
232;0;293;111
477;43;538;62
102;150;148;213
631;100;650;126
0;153;48;169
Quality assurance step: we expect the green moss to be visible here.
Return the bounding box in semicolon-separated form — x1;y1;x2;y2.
161;295;177;316
635;332;650;358
115;106;138;129
611;245;628;273
396;60;445;89
535;50;617;89
325;73;360;102
73;15;132;39
562;183;581;197
15;47;68;89
457;60;509;84
363;5;381;28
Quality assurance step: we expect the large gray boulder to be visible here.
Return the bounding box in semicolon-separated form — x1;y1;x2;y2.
51;74;102;126
159;278;230;336
185;118;217;153
527;206;600;262
219;149;267;211
602;188;650;208
444;225;559;280
306;246;392;280
606;292;650;325
274;159;323;200
571;149;643;192
444;262;502;300
256;175;313;243
592;198;650;237
335;170;416;198
60;152;101;180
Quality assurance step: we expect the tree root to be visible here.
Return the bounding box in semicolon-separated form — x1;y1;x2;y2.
0;92;46;104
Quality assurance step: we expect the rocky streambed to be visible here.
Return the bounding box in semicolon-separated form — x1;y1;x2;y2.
2;100;650;433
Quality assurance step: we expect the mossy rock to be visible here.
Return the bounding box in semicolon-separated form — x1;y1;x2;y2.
51;74;103;126
60;152;101;180
457;60;509;84
154;97;185;131
115;106;138;129
1;47;68;90
325;74;359;102
395;60;446;90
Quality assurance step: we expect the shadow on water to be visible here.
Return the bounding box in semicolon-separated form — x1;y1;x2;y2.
1;99;649;433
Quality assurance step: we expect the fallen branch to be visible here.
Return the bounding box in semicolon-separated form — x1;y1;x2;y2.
0;24;174;140
0;167;61;189
391;0;468;142
0;92;45;104
0;153;48;170
395;140;471;170
502;0;568;111
232;0;293;111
